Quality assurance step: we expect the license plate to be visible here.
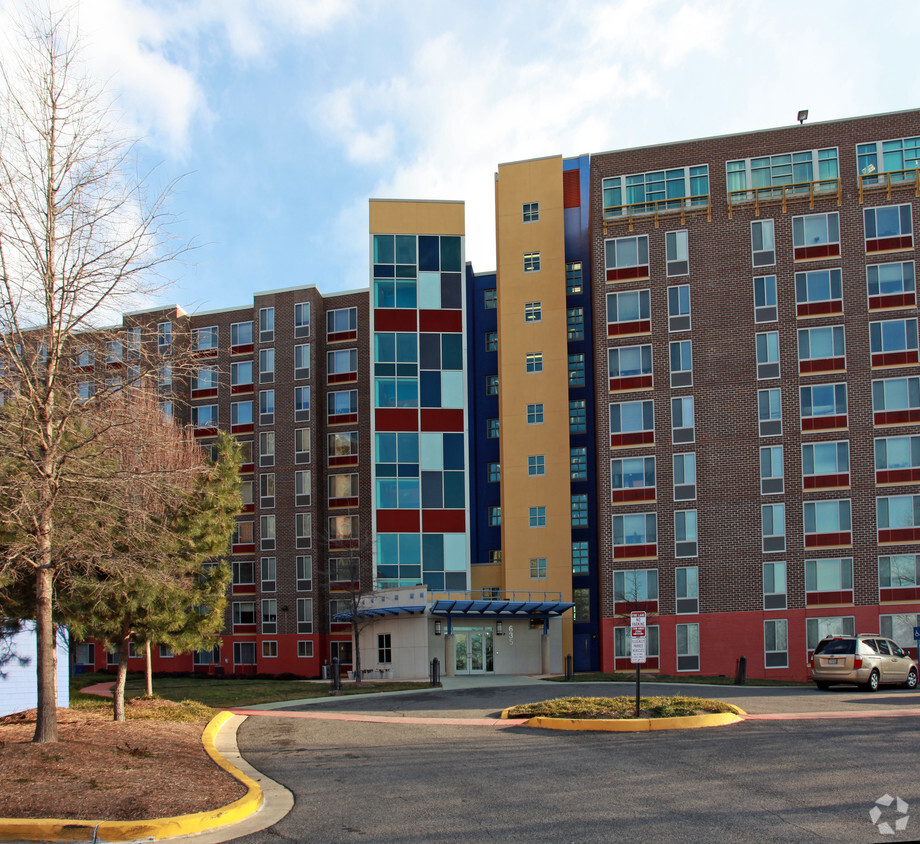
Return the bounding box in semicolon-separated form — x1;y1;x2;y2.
828;658;838;665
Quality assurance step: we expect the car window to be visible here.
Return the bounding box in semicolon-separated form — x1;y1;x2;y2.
876;640;891;655
816;639;856;655
888;641;906;657
860;639;879;654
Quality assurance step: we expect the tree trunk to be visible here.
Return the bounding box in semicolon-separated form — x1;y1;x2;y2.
144;641;153;696
32;564;58;744
113;630;130;722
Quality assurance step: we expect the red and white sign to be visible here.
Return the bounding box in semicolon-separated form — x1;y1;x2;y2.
630;611;647;637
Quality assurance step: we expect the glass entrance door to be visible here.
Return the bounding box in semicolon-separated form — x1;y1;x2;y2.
454;628;493;674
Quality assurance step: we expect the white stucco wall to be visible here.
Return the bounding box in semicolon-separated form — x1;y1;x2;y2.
0;621;70;718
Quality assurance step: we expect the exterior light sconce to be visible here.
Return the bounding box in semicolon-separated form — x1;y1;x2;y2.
797;109;808;124
434;620;442;635
496;621;504;636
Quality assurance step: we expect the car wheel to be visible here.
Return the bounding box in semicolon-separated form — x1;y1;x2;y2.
862;670;880;692
905;668;918;690
815;681;830;691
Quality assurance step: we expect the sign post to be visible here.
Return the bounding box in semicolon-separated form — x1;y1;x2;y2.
630;611;647;718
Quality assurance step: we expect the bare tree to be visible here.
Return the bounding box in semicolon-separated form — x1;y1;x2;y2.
0;7;188;743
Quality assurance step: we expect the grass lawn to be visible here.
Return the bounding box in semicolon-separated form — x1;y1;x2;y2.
72;672;428;710
506;695;739;720
549;671;810;687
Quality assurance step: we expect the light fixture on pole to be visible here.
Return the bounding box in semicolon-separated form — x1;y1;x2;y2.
797;109;809;125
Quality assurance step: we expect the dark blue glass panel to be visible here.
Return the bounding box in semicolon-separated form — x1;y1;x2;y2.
419;333;441;369
423;533;444;567
376;464;397;477
441;273;462;309
374;363;395;376
445;572;467;590
397;464;419;477
420;370;441;407
422;471;443;508
396;363;417;377
443;471;465;508
419;236;440;271
373;264;395;278
443;433;464;469
424;572;445;590
440;236;461;271
400;565;422;580
441;334;463;370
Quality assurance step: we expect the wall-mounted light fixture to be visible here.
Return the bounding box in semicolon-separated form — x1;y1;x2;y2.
496;620;504;636
797;109;809;124
434;620;442;635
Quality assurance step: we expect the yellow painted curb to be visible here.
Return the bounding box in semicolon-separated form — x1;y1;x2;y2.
0;710;263;842
500;704;747;732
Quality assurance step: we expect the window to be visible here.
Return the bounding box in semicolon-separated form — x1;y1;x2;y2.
260;473;275;508
568;354;585;387
260;431;275;467
754;275;778;323
327;307;357;339
527;404;544;425
669;340;692;388
610;399;654;447
126;327;141;359
727;149;838;201
488;506;502;527
192;326;218;353
259;348;275;383
489;550;503;565
795;268;843;317
262;598;277;633
608;344;652;392
867;260;916;310
522;201;539;222
239;480;254;511
233;642;256;665
261;557;276;592
294;344;311;379
762;503;785;553
488;417;501;436
486;375;498;396
612;513;657;558
805;557;853;605
488;462;500;482
870;318;919;367
296;513;312;549
801;382;847;431
806;617;855;653
295;470;312;506
193;646;220;667
751;219;776;267
259;307;274;343
105;340;122;365
157;365;171;396
604;235;649;282
572;541;589;575
260;514;276;551
797;325;846;375
230;361;253;391
259;390;274;423
793;212;840;261
613;568;658;608
673;452;696;501
232;601;256;627
857;136;920;183
328;389;357;421
804;499;852;547
529;506;546;527
528;455;545;477
611;456;655;502
297;641;313;659
606;289;651;337
880;613;920;649
231;400;253;430
523;252;541;272
676;566;699;614
875;435;920;485
294;301;311;338
872;376;920;425
566;262;583;295
192;402;217;430
230;321;253;349
157;322;172;354
864;204;913;253
192;366;218;396
329;515;359;544
567;307;584;341
676;623;700;671
296;555;313;591
485;332;498;352
671;396;694;444
524;301;542;322
760;445;784;495
329;473;359;506
803;440;849;489
667;285;691;332
570;400;586;433
614;625;660;662
603;166;709;217
262;641;278;659
877;494;920;543
764;620;788;668
755;331;780;379
328;431;357;465
296;598;313;634
525;352;543;373
763;561;787;610
378;633;393;664
674;510;698;557
529;558;547;579
880;554;920;594
232;560;255;586
571;494;588;527
665;230;688;276
484;289;497;309
570;447;587;481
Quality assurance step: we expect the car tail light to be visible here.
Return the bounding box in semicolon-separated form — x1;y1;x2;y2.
853;658;863;669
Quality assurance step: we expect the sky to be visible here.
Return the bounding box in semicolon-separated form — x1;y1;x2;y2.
2;0;920;315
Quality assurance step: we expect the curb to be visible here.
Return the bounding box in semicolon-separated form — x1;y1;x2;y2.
500;703;747;732
0;711;264;843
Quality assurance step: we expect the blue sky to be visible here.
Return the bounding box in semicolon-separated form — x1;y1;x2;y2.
3;0;920;314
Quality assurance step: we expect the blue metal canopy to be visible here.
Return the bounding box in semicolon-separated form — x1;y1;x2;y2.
430;599;574;618
332;604;427;622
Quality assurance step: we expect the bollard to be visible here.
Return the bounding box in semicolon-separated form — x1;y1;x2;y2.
565;653;574;682
430;657;442;687
331;657;342;692
734;655;747;686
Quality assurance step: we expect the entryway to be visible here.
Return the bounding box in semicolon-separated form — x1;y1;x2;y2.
454;627;493;674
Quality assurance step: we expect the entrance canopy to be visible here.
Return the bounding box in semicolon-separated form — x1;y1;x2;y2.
332;604;426;622
430;598;574;618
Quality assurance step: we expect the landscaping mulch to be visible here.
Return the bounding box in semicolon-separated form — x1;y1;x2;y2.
0;702;246;821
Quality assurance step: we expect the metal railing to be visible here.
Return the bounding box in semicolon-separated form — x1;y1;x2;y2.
727;178;841;218
602;193;711;232
858;167;920;203
432;589;566;603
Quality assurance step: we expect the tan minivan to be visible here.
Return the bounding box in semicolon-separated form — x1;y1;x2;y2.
810;634;919;691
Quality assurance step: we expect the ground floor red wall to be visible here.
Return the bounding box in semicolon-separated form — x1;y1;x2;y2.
599;604;920;683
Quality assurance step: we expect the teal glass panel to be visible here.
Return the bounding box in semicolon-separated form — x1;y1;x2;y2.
377;533;398;563
443;471;465;508
374;234;394;264
395;235;416;264
395;280;417;308
375;333;395;363
399;533;421;565
375;279;395;308
440;236;461;271
441;334;463;370
396;333;418;362
397;432;419;463
423;534;444;569
395;264;416;279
